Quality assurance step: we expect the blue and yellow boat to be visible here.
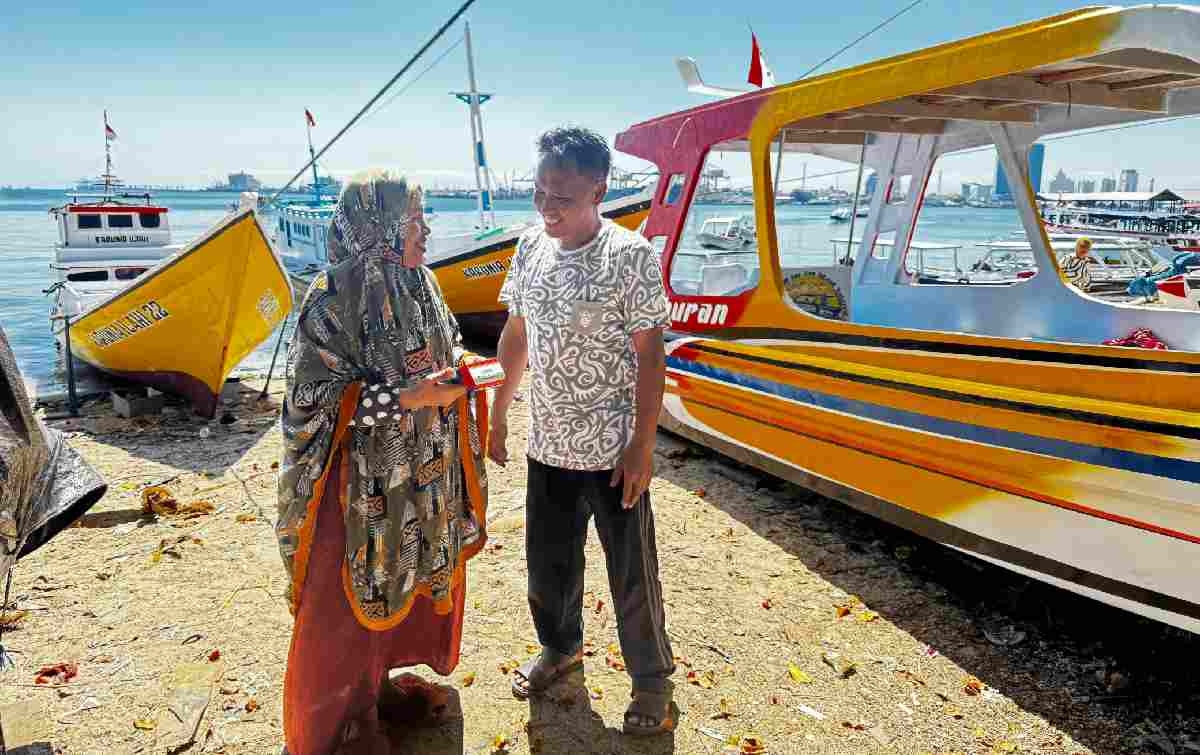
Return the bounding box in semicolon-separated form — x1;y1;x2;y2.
615;5;1200;633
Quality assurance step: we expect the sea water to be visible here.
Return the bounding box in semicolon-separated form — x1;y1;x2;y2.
0;188;1020;398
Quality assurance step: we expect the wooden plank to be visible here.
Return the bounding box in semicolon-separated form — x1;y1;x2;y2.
1080;49;1200;77
786;115;946;135
1035;66;1124;85
844;98;1039;123
1108;73;1200;92
784;132;876;145
937;75;1166;112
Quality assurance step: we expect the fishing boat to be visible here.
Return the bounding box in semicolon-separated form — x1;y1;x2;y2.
830;205;868;222
270;21;653;336
1039;190;1200;248
697;215;756;250
616;5;1200;634
49;124;292;417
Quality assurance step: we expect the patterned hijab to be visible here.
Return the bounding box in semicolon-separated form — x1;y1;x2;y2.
326;169;418;267
277;170;487;622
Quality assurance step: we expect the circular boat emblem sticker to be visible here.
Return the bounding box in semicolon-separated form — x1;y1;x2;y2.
784;271;847;320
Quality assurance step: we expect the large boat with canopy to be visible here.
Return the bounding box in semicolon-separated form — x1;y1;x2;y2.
615;4;1200;634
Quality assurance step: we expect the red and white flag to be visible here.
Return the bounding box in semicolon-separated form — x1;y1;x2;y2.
104;110;117;141
747;32;777;88
305;109;316;128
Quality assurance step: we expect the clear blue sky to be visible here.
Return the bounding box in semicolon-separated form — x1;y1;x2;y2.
3;0;1198;191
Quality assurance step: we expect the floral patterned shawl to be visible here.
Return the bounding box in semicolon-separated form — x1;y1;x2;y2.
276;171;487;628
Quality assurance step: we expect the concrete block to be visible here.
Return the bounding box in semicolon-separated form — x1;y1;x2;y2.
111;388;165;418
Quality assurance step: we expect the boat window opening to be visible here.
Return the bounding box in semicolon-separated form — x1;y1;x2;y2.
663;174;687;206
67;270;108;282
771;150;876;321
667;152;759;299
887;175;913;206
107;214;134;228
139;213;161;228
77;214;102;229
114;267;148;280
907;145;1038;289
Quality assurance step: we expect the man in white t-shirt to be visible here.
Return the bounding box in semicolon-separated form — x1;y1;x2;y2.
489;127;676;735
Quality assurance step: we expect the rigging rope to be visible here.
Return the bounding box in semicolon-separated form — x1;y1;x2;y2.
798;0;925;79
266;0;479;207
360;34;467;126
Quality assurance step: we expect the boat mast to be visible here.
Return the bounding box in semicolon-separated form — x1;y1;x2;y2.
102;110;117;196
306;117;321;203
454;21;496;230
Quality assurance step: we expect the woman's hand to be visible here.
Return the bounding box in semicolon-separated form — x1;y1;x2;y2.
402;367;467;409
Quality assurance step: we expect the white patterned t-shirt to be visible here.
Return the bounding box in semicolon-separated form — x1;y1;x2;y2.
498;220;670;471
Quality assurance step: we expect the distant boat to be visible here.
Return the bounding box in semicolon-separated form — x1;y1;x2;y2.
697;215;755;250
48;121;291;417
830;205;867;222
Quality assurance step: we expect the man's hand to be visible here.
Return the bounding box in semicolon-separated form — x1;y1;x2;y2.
610;436;655;508
488;419;509;467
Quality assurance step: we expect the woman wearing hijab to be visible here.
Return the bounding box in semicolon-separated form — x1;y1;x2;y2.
277;170;490;755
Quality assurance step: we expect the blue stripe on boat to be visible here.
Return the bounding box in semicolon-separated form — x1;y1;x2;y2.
668;355;1200;485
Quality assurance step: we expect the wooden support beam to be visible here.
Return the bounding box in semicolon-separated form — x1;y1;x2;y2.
1035;66;1123;85
786;115;945;135
783;131;877;145
937;75;1166;112
842;98;1038;123
1108;73;1200;91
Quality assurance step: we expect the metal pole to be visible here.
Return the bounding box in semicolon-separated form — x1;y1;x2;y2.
63;316;78;417
845;134;869;265
307;120;321;203
773;129;787;199
259;314;289;401
464;22;495;229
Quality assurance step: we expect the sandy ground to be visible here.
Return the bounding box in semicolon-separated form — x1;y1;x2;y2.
1;374;1198;755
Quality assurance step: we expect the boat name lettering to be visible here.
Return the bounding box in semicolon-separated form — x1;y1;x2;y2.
94;234;152;244
670;300;729;327
462;260;507;279
89;301;171;348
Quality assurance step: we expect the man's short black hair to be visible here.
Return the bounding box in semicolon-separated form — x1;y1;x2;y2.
536;126;611;183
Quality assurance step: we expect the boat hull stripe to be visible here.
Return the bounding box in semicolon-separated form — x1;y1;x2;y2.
686;342;1200;440
668;355;1200;485
662;410;1200;623
681;327;1200;374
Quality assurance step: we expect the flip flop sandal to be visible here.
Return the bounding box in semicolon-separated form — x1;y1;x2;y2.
510;650;583;700
623;685;677;737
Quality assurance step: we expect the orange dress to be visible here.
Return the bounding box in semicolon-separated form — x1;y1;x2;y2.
282;448;466;755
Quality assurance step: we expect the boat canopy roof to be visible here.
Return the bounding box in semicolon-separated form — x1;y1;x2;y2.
617;5;1200;167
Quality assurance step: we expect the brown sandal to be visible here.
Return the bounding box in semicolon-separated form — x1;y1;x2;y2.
623;684;677;736
511;649;583;699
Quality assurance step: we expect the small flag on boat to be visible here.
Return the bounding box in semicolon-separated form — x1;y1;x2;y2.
104;110;117;141
305;109;316;127
747;32;777;88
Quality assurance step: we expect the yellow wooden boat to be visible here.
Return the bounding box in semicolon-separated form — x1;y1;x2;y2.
50;202;293;417
616;5;1200;633
275;191;652;338
430;192;652;336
